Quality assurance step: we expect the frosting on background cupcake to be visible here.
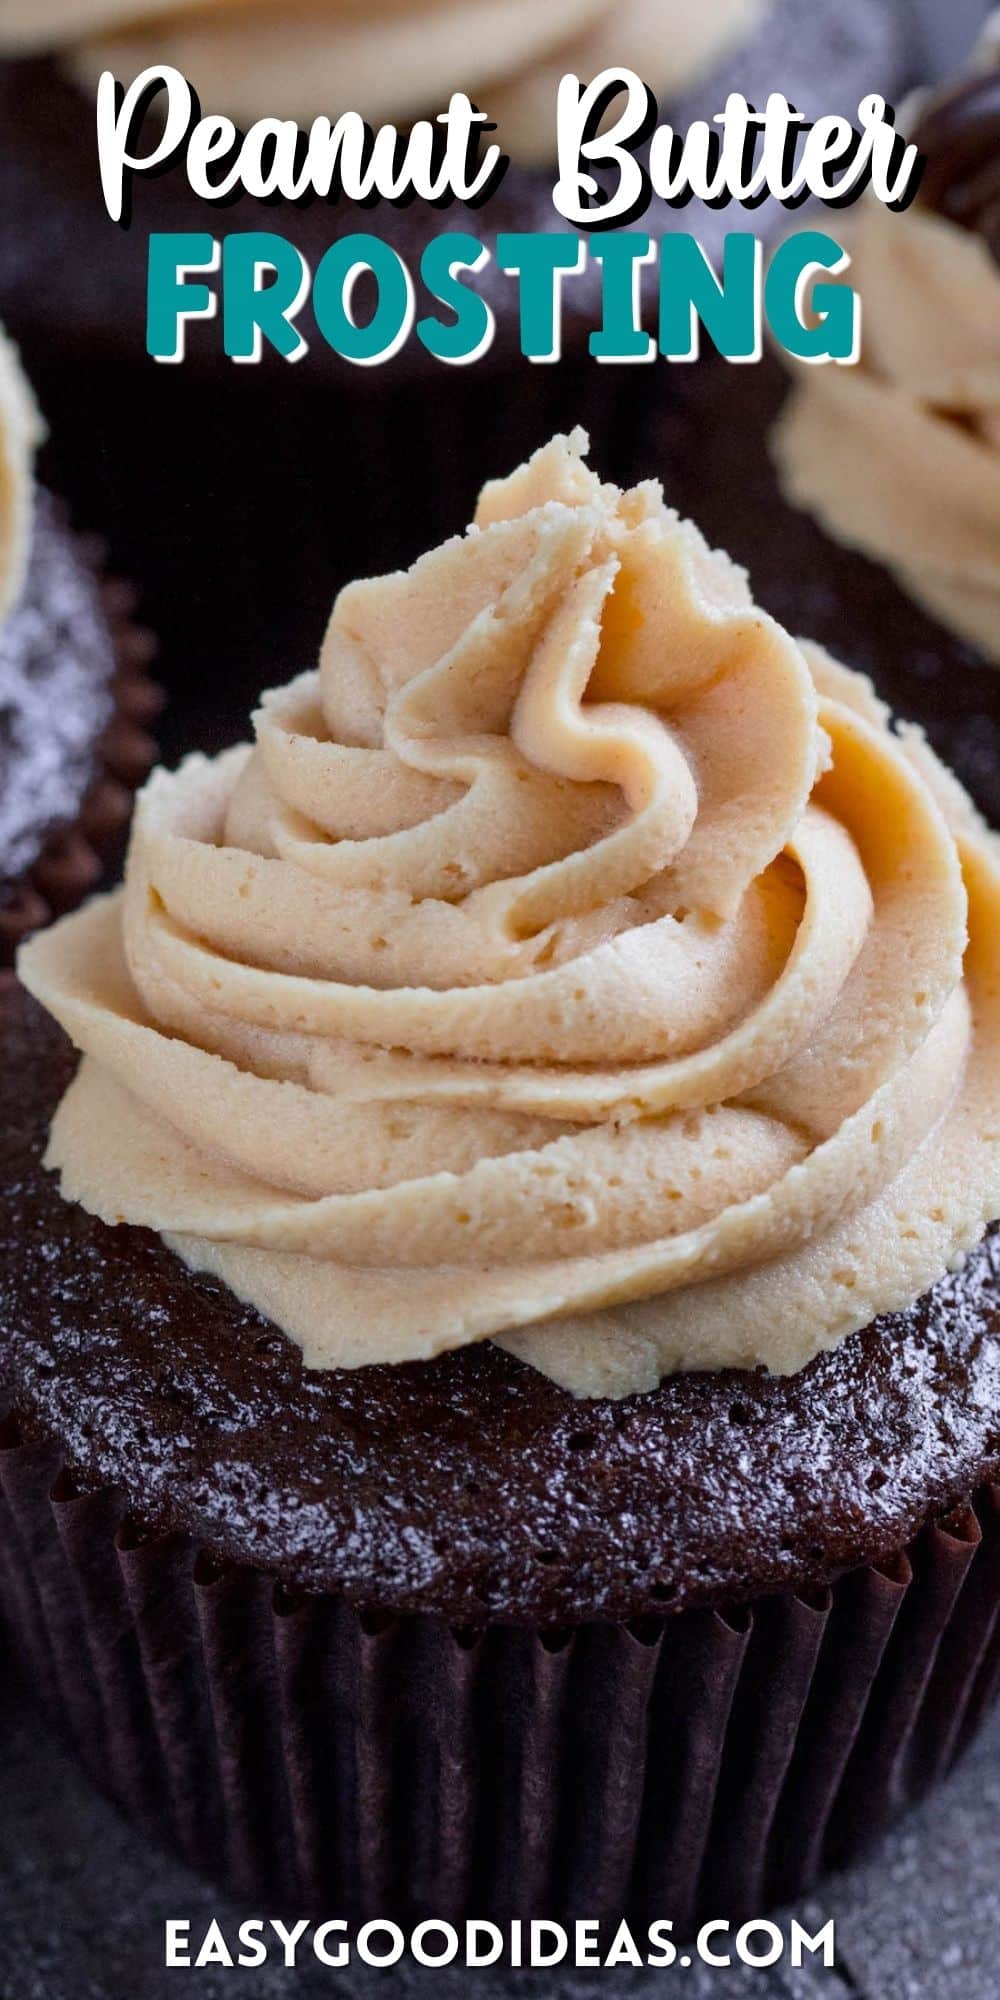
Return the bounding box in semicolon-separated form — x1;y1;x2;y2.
19;431;1000;1398
1;0;767;149
772;15;1000;665
0;326;42;624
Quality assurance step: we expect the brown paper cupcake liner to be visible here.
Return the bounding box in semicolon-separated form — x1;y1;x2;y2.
1;1413;998;1931
0;538;160;968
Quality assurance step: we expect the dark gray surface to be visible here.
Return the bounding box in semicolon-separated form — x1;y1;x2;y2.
0;1664;998;1999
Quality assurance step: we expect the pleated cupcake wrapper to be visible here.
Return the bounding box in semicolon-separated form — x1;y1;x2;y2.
2;1418;1000;1932
0;531;161;969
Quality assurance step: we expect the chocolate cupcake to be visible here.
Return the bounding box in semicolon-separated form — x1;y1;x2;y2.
0;328;159;964
771;13;1000;666
2;430;1000;1928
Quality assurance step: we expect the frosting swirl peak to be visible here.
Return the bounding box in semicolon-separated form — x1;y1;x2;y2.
20;432;1000;1396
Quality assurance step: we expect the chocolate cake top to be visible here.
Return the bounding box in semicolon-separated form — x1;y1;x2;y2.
2;979;998;1626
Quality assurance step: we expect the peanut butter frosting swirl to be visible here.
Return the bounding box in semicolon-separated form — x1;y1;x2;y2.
19;431;1000;1398
3;0;766;151
772;23;1000;667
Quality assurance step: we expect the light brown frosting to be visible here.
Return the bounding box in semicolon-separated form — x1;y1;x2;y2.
0;325;42;625
19;431;1000;1398
772;198;1000;666
4;0;766;150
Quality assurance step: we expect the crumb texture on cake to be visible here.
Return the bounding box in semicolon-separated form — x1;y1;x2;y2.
1;976;999;1621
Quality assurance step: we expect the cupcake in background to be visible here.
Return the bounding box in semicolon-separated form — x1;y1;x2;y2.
0;0;908;753
0;326;159;964
0;0;782;393
488;0;768;161
7;0;768;142
772;13;1000;666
